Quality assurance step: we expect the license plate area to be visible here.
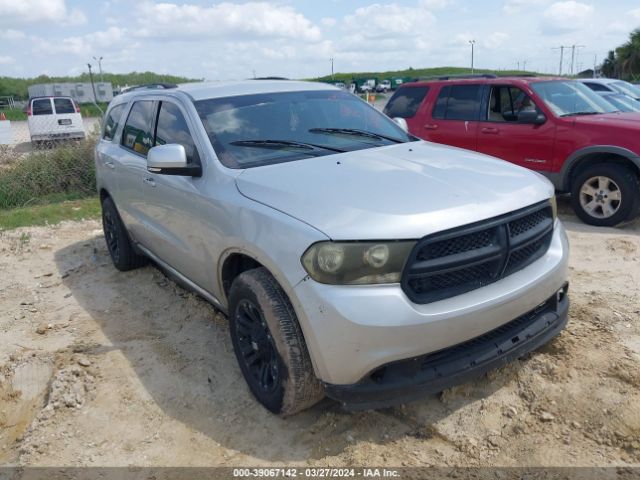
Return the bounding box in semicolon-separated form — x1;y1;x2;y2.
58;119;72;126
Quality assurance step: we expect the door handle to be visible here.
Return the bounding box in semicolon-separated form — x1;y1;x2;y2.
104;161;115;169
143;177;156;187
423;124;439;130
481;127;500;134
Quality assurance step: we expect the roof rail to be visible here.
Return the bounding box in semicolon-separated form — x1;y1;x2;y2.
437;74;498;80
124;83;178;92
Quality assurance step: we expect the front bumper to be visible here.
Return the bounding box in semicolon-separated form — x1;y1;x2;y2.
292;221;569;386
325;285;568;410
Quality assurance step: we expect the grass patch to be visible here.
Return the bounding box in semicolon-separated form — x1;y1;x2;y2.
0;109;27;121
0;196;100;230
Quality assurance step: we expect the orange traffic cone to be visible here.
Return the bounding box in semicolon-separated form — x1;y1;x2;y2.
0;112;6;121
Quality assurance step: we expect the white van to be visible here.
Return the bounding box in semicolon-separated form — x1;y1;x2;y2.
27;96;85;144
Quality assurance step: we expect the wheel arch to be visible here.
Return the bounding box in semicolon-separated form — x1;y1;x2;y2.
560;146;640;192
99;188;111;203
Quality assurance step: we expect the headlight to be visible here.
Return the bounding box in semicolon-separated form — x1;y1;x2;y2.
550;194;557;221
301;241;415;285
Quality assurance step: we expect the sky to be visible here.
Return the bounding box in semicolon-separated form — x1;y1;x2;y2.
0;0;639;82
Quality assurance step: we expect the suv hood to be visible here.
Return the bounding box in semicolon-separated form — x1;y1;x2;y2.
571;112;640;128
235;142;554;240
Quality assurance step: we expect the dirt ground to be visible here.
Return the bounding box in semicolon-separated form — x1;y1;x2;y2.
1;197;639;468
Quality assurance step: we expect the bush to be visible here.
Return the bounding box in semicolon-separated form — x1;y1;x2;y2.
0;138;97;209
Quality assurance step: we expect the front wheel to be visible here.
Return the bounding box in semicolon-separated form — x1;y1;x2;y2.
228;268;324;415
570;164;640;226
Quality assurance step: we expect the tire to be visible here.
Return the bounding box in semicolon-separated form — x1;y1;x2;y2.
228;267;324;415
570;164;640;227
101;197;148;271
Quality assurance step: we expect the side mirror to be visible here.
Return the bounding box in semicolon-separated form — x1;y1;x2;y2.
393;117;409;132
147;144;201;176
517;110;546;125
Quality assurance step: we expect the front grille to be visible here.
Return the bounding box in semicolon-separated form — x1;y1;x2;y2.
402;201;554;304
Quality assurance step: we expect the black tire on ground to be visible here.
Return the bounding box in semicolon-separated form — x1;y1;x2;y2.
101;196;148;271
570;163;640;227
228;267;324;415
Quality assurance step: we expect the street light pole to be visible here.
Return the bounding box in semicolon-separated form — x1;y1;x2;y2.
87;63;98;103
469;40;476;75
330;58;334;80
93;56;104;82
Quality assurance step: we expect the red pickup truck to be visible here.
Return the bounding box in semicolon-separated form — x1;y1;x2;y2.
384;76;640;226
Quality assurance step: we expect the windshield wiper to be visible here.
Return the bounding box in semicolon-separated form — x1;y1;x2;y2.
309;128;405;143
230;139;346;153
560;111;601;117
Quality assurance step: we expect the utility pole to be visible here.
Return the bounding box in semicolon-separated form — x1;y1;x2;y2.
93;56;104;82
593;54;598;78
522;60;527;71
552;46;569;75
330;57;334;80
469;40;476;75
569;45;586;76
87;63;98;103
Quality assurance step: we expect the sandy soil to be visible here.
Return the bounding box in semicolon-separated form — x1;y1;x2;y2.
1;198;639;468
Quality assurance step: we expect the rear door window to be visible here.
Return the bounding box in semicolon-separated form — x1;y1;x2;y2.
103;104;126;141
432;85;483;120
155;101;200;164
383;87;429;118
121;100;156;156
53;98;75;114
32;99;53;115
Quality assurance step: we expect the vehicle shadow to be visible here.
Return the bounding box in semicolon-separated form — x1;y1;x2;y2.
53;235;545;462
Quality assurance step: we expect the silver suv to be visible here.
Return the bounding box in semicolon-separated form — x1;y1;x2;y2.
95;80;570;414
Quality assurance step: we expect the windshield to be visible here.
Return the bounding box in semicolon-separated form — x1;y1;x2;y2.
602;94;640;112
195;90;414;168
610;81;640;99
531;80;618;116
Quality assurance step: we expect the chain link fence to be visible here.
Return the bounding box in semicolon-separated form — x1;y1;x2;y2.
0;116;102;210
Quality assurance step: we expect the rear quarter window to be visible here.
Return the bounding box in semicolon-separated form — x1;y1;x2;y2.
383;86;429;118
53;98;75;114
32;99;53;115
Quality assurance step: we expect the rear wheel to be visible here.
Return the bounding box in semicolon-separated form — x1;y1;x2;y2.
228;268;324;415
570;164;640;226
101;197;148;271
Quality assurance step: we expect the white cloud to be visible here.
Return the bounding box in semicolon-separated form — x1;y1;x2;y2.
31;27;129;57
419;0;451;9
134;2;321;42
343;3;436;39
541;1;593;33
0;55;15;65
630;8;640;20
0;29;26;40
321;17;337;28
0;0;86;25
503;0;549;14
483;32;509;49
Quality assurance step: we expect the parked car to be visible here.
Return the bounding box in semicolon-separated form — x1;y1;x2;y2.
596;91;640;112
27;96;85;144
376;80;392;93
384;76;640;226
96;80;569;414
578;78;640;101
